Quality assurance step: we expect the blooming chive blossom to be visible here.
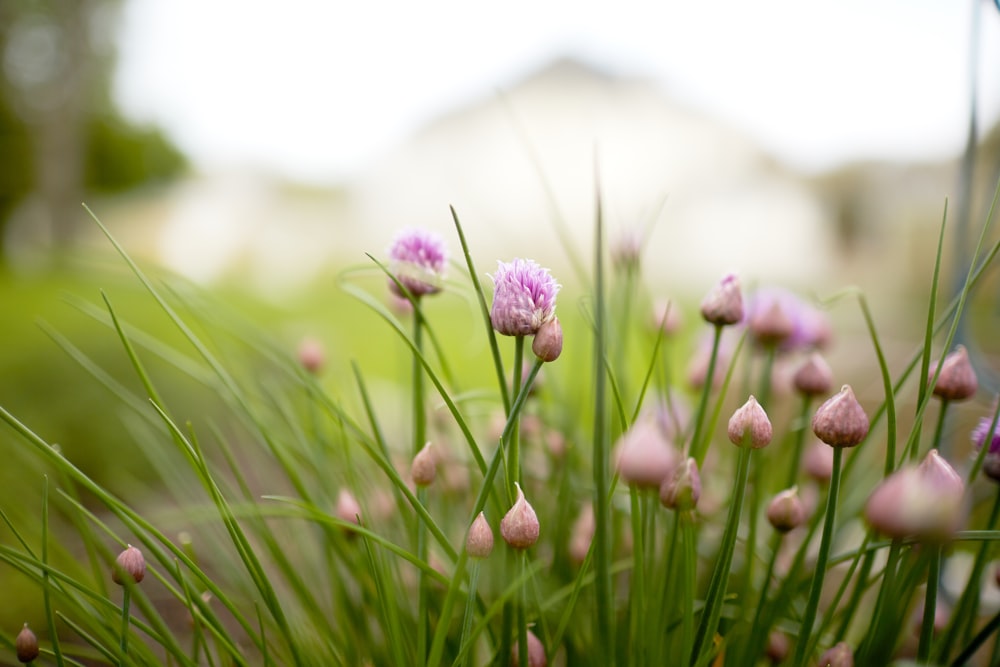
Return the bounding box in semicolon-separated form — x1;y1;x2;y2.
743;287;832;352
490;259;560;336
972;413;1000;482
386;228;448;298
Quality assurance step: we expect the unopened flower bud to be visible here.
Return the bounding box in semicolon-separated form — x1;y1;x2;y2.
532;317;563;362
615;419;679;488
297;337;325;374
766;631;789;664
804;440;834;483
511;629;547;667
466;512;494;559
728;396;773;448
660;457;701;511
749;300;795;347
112;544;146;585
817;641;853;667
767;487;806;533
793;353;834;397
811;385;869;448
336;489;362;525
501;483;540;549
15;624;39;664
865;449;964;541
410;442;437;487
700;273;744;326
930;345;978;401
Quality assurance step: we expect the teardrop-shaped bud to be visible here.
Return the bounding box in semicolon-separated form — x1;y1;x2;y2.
410;442;437;487
532;317;563;363
112;544;146;585
793;352;834;397
615;419;679;488
930;345;978;401
817;641;854;667
501;483;540;549
336;489;362;525
749;300;795;347
766;487;806;533
466;512;494;559
510;629;547;666
727;396;773;448
15;624;39;664
811;385;869;448
700;273;744;326
660;457;701;511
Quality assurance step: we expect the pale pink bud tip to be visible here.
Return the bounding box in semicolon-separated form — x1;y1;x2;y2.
817;641;853;667
532;317;563;362
660;457;701;511
16;624;39;664
510;630;547;667
113;544;146;585
490;259;560;336
466;512;494;559
500;482;540;549
931;345;978;401
766;487;806;533
700;273;744;326
793;353;834;397
410;442;437;487
615;419;679;487
727;396;773;448
336;489;362;525
811;385;869;448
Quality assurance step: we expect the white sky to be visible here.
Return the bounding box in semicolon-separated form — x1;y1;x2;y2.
113;0;1000;184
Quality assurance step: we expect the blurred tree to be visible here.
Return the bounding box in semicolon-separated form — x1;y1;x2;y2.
0;0;184;265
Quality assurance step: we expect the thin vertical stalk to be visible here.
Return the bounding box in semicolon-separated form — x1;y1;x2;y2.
918;545;942;662
793;446;843;666
785;395;814;488
679;514;697;665
691;445;753;665
518;551;529;667
457;561;482;667
629;486;646;667
41;476;65;667
508;336;525;497
119;587;132;666
689;324;723;465
413;310;428;666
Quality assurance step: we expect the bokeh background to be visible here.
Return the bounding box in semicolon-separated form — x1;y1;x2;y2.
2;1;1000;633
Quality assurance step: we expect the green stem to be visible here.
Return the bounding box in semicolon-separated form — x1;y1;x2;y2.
680;514;697;665
629;487;645;667
413;311;428;666
746;532;783;665
416;486;429;666
918;545;942;662
518;551;529;667
792;446;843;666
927;400;950;458
857;540;903;664
508;336;525;497
457;561;481;667
691;445;753;665
785;395;814;488
689;324;723;464
119;586;132;666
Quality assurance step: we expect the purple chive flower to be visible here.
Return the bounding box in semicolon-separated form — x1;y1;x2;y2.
490;258;560;336
387;228;448;298
973;412;1000;482
743;287;831;352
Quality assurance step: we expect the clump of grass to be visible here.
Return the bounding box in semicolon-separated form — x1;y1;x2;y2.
0;185;1000;667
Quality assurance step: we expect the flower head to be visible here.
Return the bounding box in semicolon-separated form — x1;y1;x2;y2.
700;273;744;326
615;419;680;488
466;512;494;559
727;396;773;449
972;412;1000;481
16;624;39;664
817;642;854;667
743;287;831;352
387;228;448;298
532;317;563;362
930;345;978;401
501;482;540;549
792;352;834;397
490;259;560;336
865;449;965;541
660;457;701;511
766;487;806;533
297;336;325;375
410;442;437;487
812;385;869;448
113;544;146;585
511;629;547;667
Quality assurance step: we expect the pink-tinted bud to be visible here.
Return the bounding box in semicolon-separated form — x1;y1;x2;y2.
297;337;325;374
611;228;642;272
410;442;437;487
749;300;795;347
811;385;869;448
816;641;853;667
803;440;834;483
16;624;39;664
490;259;560;337
660;457;701;511
466;512;494;559
766;487;806;533
865;450;964;541
930;345;978;401
615;419;680;488
651;298;683;335
501;483;540;549
336;489;362;525
112;544;146;585
765;631;789;664
727;396;773;448
532;317;563;362
511;630;547;667
793;353;834;397
700;273;744;326
569;503;595;564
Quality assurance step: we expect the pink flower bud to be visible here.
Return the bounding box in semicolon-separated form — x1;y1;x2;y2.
865;450;965;541
501;483;540;549
811;385;869;448
766;631;789;664
766;487;806;533
511;629;547;666
615;419;680;488
817;641;853;667
930;345;978;401
466;512;494;559
660;457;701;511
336;489;362;525
490;259;560;336
387;228;447;298
297;337;326;374
410;442;437;487
727;396;773;448
112;544;146;585
803;440;834;483
532;317;563;362
793;352;834;397
16;624;39;664
700;273;744;326
749;300;795;347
